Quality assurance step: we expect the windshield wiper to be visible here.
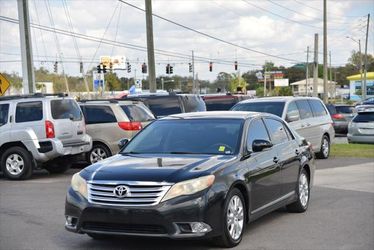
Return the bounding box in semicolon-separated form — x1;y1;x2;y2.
121;151;142;155
169;151;202;154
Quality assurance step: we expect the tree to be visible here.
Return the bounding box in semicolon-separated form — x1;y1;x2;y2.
229;74;247;93
105;72;121;91
214;72;233;92
273;86;293;96
348;50;374;71
242;70;259;90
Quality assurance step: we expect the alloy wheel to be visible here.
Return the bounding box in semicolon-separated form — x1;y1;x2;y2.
322;138;329;158
226;195;244;240
90;148;108;163
5;154;25;176
299;173;309;207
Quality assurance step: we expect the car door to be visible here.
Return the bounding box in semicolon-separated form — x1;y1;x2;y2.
294;100;320;148
245;118;281;213
265;118;300;197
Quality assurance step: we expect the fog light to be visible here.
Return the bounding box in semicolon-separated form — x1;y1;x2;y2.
190;222;212;233
65;216;77;228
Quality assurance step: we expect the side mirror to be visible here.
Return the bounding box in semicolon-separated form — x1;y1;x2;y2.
252;139;273;152
286;112;300;122
118;138;129;150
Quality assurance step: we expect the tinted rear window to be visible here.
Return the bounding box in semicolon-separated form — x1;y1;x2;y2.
0;104;9;125
121;105;155;122
204;97;238;111
147;97;182;117
308;99;327;117
51;99;82;121
336;106;355;114
231;101;285;117
83;106;117;124
295;100;313;119
352;113;374;123
16;101;43;123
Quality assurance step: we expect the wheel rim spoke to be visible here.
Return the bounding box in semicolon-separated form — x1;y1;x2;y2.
227;194;244;240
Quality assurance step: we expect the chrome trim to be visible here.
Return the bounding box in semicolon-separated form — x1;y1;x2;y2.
87;180;172;207
251;191;295;214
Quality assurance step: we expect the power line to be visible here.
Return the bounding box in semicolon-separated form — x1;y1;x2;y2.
118;0;301;63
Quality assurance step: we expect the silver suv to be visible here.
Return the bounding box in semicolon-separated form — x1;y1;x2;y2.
231;96;335;159
79;99;155;164
0;94;92;179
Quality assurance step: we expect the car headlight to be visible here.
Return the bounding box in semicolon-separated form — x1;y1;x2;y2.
161;175;215;202
71;172;88;199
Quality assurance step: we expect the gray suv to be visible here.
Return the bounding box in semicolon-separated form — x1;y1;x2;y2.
79;99;155;164
0;94;92;179
231;96;335;159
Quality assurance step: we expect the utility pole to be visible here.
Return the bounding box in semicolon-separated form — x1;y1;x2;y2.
323;0;328;103
264;66;267;97
17;0;35;94
192;50;196;93
329;51;333;98
363;13;370;100
313;33;319;97
306;46;309;96
145;0;156;93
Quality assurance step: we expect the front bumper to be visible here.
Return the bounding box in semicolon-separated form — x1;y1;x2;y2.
65;187;224;239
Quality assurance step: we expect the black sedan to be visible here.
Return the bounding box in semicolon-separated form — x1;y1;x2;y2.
65;111;315;248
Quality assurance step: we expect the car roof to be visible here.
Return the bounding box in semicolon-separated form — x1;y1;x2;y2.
160;111;274;120
238;96;322;104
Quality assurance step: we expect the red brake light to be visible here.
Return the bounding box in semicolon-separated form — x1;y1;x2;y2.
118;121;142;131
45;120;55;138
332;114;344;120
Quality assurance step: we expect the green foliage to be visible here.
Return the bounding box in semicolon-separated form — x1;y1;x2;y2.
104;72;121;91
255;86;264;97
273;86;293;96
229;74;247;93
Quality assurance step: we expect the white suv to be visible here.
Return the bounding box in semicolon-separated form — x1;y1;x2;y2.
0;94;92;179
231;96;335;159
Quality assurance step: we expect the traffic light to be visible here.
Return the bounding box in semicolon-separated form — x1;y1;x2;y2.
103;64;107;74
54;61;58;73
109;62;113;72
188;63;192;73
80;62;83;73
127;62;131;73
166;64;170;74
170;66;173;74
209;61;213;72
97;64;101;73
141;63;147;74
234;61;238;71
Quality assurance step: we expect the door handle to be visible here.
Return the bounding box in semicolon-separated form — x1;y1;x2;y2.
273;157;279;163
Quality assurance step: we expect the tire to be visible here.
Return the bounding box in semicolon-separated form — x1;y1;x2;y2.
0;146;33;180
87;143;112;164
43;159;71;174
316;134;330;159
286;168;310;213
214;188;246;248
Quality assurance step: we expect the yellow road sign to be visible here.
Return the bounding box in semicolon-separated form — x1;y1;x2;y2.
0;73;11;96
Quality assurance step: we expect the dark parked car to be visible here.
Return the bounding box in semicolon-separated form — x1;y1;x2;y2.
65;111;315;248
202;94;252;111
123;93;206;117
357;97;374;105
326;104;356;134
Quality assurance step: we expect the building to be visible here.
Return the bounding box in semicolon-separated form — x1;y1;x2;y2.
290;78;337;97
346;72;374;101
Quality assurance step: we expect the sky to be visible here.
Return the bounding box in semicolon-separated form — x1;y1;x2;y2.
0;0;373;83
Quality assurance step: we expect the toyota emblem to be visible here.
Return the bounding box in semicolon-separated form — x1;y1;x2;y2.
113;185;129;199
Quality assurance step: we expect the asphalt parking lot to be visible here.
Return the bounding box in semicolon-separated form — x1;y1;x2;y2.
1;157;373;250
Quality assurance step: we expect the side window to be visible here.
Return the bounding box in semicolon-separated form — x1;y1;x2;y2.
51;99;82;121
308;100;327;117
295;100;313;119
16;101;43;123
286;101;300;121
121;105;155;122
84;106;117;124
247;119;270;150
264;118;289;145
148;97;182;117
0;104;9;126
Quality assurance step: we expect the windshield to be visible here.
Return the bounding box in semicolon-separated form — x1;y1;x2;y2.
231;101;285;117
353;112;374;123
122;119;243;155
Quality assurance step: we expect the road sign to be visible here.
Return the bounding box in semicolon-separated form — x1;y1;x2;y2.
0;73;11;96
274;78;289;87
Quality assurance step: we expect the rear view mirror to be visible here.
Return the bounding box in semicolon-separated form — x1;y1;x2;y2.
118;138;129;150
252;139;273;152
286;113;299;122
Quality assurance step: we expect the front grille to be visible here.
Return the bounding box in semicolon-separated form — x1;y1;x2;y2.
87;181;172;207
83;222;167;234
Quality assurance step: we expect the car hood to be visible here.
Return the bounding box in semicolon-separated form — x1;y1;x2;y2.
81;153;237;183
